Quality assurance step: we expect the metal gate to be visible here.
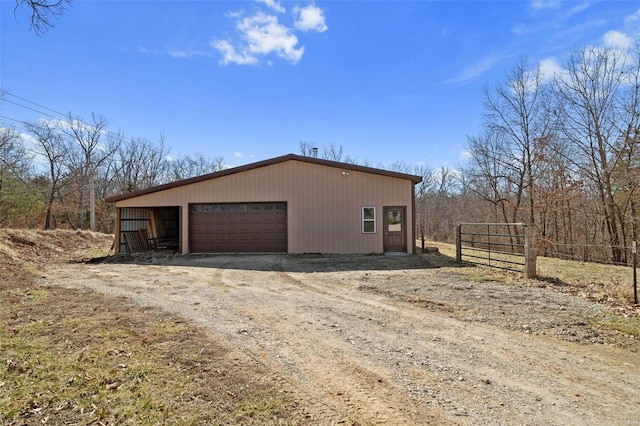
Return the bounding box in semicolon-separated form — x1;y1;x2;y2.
455;223;536;278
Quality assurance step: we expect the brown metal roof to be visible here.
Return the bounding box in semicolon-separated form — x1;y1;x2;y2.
105;153;423;203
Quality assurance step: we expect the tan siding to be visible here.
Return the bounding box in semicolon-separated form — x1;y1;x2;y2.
115;159;414;254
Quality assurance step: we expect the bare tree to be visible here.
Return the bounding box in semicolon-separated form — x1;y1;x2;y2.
552;45;638;263
0;127;38;226
25;119;72;229
109;134;170;194
61;113;118;231
414;164;462;247
0;126;30;175
14;0;71;35
482;57;551;227
464;130;514;223
300;142;360;163
323;144;344;162
299;141;319;157
389;160;413;174
166;152;226;181
414;164;435;250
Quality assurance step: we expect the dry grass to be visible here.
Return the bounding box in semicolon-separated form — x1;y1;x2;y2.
537;256;634;302
0;230;298;425
421;240;640;338
2;230;639;425
423;240;638;303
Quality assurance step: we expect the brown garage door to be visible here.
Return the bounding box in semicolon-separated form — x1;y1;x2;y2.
190;202;287;253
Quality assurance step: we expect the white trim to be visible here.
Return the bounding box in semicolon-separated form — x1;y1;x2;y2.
362;206;376;234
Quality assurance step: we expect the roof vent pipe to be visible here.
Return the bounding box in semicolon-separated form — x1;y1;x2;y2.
312;147;318;158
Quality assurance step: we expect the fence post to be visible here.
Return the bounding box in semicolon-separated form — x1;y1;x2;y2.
525;225;537;279
633;241;638;305
456;225;462;263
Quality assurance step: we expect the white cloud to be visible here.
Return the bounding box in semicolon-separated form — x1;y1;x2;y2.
294;4;328;32
511;24;531;35
256;0;285;13
603;30;632;50
538;56;564;82
213;3;328;66
234;152;244;158
530;0;561;11
460;149;472;160
214;12;304;65
139;46;211;59
225;10;244;19
624;8;640;24
168;49;211;59
138;46;163;55
212;39;259;65
562;2;591;19
447;53;505;84
239;13;303;62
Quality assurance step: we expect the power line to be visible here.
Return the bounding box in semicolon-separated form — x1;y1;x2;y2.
1;97;61;121
0;93;193;162
3;92;69;119
0;91;149;147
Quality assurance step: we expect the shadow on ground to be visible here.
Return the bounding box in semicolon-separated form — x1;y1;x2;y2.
536;275;575;287
89;250;468;273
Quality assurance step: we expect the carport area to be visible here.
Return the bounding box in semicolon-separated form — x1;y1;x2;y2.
116;206;180;253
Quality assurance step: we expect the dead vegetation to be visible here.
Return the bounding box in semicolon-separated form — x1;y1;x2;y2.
429;241;640;312
2;229;640;424
0;230;298;425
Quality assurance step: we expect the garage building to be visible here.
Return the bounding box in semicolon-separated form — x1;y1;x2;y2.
105;154;422;254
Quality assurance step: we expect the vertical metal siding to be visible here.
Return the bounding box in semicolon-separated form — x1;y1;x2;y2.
115;160;414;254
118;208;150;252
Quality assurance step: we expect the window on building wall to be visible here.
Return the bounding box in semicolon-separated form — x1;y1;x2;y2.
362;206;376;233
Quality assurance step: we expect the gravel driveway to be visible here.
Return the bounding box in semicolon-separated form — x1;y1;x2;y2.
41;254;640;425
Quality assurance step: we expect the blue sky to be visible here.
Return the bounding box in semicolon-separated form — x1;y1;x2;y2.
1;0;639;171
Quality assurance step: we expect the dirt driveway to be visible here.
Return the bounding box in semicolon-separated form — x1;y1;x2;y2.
41;254;640;425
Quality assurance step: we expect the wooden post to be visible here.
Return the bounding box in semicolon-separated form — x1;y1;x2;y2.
114;207;121;254
456;225;462;263
633;241;638;305
525;225;537;279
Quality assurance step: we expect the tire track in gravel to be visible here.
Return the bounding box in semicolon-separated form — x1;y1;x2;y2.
267;266;640;425
211;264;449;425
43;262;350;424
41;255;640;425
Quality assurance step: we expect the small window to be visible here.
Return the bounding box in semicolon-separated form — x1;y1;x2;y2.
362;206;376;233
387;209;402;232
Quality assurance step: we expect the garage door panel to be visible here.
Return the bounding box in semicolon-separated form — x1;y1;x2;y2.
190;203;287;253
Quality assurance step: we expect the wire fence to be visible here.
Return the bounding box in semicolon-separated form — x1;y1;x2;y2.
537;240;636;267
456;226;639;304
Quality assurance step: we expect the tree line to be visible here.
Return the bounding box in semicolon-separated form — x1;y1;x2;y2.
11;0;640;265
0;111;224;232
462;42;640;265
3;42;640;266
302;42;640;265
